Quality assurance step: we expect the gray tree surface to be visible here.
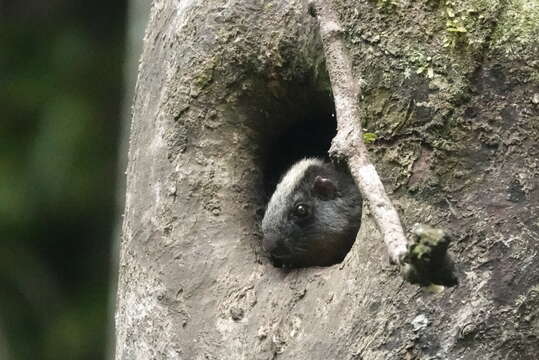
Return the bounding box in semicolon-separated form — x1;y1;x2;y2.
115;1;539;359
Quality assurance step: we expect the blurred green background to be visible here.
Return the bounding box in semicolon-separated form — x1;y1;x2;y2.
0;1;132;359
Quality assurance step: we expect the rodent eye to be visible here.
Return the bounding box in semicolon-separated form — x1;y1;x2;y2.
294;204;309;218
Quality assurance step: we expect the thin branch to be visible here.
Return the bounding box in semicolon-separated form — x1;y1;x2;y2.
309;0;408;265
308;1;457;286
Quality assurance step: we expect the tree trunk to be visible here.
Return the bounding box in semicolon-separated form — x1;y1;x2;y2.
108;0;152;358
114;1;539;359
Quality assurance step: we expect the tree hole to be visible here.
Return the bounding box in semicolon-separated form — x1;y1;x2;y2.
247;82;361;269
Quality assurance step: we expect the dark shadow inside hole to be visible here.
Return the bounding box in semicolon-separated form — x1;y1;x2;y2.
262;90;336;198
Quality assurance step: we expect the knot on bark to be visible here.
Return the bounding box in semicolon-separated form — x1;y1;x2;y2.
329;129;362;162
307;1;317;17
308;1;343;40
320;21;344;41
401;224;458;287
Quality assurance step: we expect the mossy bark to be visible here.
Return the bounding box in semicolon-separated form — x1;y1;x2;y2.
115;1;538;359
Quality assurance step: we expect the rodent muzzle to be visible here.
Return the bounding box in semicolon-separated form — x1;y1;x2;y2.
262;236;297;267
263;236;289;257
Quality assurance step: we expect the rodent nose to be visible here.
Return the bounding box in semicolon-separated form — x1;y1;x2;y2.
262;237;272;253
262;234;277;252
262;235;288;256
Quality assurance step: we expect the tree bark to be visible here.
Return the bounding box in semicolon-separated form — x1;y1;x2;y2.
115;1;539;359
109;1;152;358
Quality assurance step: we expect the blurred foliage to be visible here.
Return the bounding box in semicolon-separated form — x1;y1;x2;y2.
0;1;126;359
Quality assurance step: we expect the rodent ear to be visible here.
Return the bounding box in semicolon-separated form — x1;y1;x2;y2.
312;176;337;200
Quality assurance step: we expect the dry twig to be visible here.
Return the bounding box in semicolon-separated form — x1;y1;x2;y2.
308;1;457;286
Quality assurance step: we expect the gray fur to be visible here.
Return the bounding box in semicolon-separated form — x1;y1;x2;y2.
261;158;363;268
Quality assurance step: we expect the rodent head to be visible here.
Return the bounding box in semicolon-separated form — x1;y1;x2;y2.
261;158;362;268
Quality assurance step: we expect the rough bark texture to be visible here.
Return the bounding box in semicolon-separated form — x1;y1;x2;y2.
115;1;539;359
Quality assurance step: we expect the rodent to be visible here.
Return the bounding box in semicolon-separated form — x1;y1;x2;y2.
261;158;363;268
